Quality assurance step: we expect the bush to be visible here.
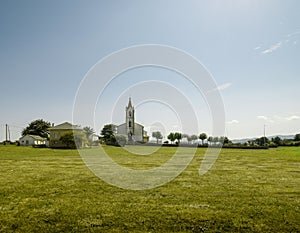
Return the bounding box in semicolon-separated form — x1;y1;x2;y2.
115;135;127;147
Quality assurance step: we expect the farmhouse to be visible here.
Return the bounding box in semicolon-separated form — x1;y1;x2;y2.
19;134;47;146
49;122;83;148
116;98;149;143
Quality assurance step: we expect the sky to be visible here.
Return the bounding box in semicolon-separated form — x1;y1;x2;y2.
0;0;299;141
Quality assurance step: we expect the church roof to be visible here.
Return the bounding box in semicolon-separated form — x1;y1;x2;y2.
117;122;144;128
134;122;144;128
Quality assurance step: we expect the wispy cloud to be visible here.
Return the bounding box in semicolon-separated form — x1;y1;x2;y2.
207;83;232;93
285;115;300;121
257;116;275;123
257;30;299;55
261;42;282;54
226;120;239;124
257;116;268;120
287;30;300;37
258;114;299;122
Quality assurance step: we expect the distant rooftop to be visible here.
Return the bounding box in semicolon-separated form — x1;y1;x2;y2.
49;122;82;130
20;134;47;140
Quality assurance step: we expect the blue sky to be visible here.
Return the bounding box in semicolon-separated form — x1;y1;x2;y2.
0;0;299;141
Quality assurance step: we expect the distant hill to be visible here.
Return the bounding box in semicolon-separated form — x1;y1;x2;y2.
232;135;294;144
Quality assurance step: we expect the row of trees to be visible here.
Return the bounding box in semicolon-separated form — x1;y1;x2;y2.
154;131;300;147
167;132;182;144
20;120;300;148
151;131;230;145
247;135;300;147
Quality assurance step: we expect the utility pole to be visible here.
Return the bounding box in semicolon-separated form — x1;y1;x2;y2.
5;124;8;142
5;124;10;142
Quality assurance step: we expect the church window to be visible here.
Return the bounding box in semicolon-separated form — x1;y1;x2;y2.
129;121;131;127
129;111;131;117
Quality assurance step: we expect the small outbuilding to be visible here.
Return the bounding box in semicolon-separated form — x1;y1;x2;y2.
19;134;47;146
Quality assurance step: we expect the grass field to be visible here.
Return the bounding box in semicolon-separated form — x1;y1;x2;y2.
0;145;299;232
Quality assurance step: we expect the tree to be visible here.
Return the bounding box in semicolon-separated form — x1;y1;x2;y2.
115;135;127;147
213;136;219;145
272;136;282;145
22;119;51;139
294;133;300;141
190;135;198;144
223;137;230;144
255;137;269;146
59;133;75;148
182;134;193;144
108;134;116;145
182;134;188;139
207;136;213;145
59;131;86;148
182;134;189;143
100;124;128;146
219;136;225;144
199;133;207;145
101;124;117;143
83;126;94;139
167;132;175;144
152;131;163;144
182;133;192;144
174;132;182;144
186;136;192;144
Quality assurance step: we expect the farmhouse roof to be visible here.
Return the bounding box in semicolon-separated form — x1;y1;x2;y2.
49;122;82;130
20;134;47;140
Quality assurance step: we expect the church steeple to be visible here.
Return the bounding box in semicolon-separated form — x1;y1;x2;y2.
126;98;135;139
128;97;133;108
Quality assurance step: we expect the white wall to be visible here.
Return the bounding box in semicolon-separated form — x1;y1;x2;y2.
19;135;46;146
19;135;35;146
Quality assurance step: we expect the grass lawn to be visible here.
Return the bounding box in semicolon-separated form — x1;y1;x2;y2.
0;145;299;232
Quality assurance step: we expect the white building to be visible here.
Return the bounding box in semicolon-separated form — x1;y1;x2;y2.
19;134;47;146
116;98;149;143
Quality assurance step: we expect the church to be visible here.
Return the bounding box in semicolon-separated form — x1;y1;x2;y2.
116;98;149;144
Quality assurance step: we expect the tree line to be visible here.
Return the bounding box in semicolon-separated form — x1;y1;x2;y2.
246;135;300;147
152;131;300;148
10;120;300;148
152;131;230;146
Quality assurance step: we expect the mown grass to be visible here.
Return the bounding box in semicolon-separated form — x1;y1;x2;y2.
0;145;299;232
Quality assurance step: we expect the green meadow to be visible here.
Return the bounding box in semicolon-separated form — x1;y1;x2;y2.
0;145;299;232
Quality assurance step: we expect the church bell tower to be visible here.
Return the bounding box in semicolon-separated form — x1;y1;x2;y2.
126;97;135;140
